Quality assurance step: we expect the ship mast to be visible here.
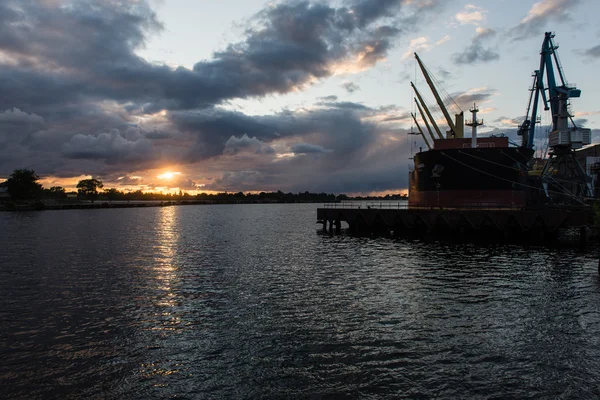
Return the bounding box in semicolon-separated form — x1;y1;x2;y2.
465;103;483;148
414;52;464;138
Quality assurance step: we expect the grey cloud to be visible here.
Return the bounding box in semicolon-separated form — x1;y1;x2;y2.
144;130;172;140
342;82;360;93
169;104;377;163
510;0;581;41
452;42;499;65
451;88;496;108
0;0;427;115
291;143;333;154
316;101;371;110
437;68;451;80
204;128;413;193
583;44;600;59
382;111;410;122
452;28;499;65
0;108;45;144
224;134;275;155
0;0;442;193
62;129;157;164
493;116;525;125
0;108;44;126
177;105;412;193
204;171;264;192
318;95;338;101
115;176;144;186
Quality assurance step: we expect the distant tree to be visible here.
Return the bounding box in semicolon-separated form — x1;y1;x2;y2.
104;188;122;201
6;169;43;200
45;186;67;199
77;178;103;201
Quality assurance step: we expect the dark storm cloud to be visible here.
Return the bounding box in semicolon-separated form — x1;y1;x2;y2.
0;0;433;115
168;104;379;163
178;101;413;193
509;0;581;41
144;130;172;140
0;0;443;192
0;108;44;127
62;129;157;165
452;28;499;65
204;129;413;193
203;171;265;192
291;143;332;154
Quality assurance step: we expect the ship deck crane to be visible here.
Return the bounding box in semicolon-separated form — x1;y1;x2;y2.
411;82;443;140
414;53;464;138
415;98;438;144
410;112;432;150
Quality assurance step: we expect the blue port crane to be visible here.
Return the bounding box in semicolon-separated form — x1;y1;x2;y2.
520;32;593;201
519;32;589;151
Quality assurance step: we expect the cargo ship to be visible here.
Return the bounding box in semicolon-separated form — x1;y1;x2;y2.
408;32;592;209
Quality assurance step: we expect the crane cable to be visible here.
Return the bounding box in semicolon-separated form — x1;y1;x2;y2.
458;146;589;187
440;151;587;205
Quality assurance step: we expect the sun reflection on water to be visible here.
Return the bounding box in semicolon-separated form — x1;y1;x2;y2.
147;206;186;332
138;206;190;385
154;206;178;304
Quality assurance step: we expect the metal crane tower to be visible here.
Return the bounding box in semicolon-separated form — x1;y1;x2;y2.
521;32;593;202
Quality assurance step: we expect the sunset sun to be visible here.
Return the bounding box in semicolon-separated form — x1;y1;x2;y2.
157;172;180;180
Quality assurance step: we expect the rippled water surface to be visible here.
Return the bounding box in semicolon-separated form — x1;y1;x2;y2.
2;204;600;399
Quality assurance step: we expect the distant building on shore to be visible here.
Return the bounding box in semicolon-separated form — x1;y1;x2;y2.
0;182;9;199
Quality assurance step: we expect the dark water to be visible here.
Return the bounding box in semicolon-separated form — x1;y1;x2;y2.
1;204;600;399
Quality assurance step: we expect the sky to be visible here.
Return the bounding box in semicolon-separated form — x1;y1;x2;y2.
1;0;600;195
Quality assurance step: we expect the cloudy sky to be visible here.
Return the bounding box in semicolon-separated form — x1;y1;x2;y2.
1;0;600;195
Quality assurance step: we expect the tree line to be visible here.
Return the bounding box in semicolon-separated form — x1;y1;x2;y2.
1;169;407;203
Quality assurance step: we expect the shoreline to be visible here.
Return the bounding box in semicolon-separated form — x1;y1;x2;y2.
0;199;344;211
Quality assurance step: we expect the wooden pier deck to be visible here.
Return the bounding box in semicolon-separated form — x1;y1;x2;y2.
317;202;593;242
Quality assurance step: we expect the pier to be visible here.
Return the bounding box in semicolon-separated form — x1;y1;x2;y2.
317;202;594;243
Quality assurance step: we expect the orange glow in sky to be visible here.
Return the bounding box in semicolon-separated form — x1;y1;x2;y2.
157;172;181;180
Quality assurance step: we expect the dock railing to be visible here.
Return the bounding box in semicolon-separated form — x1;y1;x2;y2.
322;201;591;211
323;201;409;209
